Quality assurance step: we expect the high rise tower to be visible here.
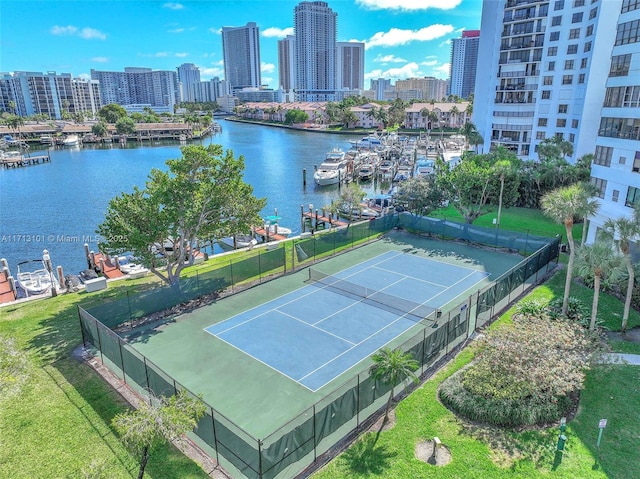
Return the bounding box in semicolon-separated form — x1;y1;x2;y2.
336;42;365;91
177;63;201;102
294;1;337;101
221;22;261;95
278;35;296;92
449;30;480;99
473;0;619;159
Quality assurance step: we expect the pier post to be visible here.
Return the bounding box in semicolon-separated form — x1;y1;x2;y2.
84;244;91;268
303;169;306;187
8;276;16;296
57;266;64;289
300;205;305;232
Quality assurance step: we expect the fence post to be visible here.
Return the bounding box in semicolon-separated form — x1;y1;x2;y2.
313;404;317;462
258;251;262;283
95;321;105;364
210;408;220;464
118;338;127;385
126;290;132;325
78;307;87;348
356;374;360;429
258;439;263;479
143;357;151;401
229;259;234;293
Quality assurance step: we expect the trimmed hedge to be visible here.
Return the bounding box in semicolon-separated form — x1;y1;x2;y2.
438;367;573;427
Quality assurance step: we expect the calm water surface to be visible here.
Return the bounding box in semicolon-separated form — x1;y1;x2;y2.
0;121;389;274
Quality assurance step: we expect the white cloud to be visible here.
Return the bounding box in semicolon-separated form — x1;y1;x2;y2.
77;73;91;80
262;27;294;38
365;24;454;49
433;62;451;78
421;60;438;66
262;76;274;86
163;2;184;10
200;66;225;79
168;28;185;33
91;56;109;63
261;62;275;74
365;62;422;81
51;25;106;40
175;52;189;57
208;27;222;34
374;54;407;63
356;0;462;11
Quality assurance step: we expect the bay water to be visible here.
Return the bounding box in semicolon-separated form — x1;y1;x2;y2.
0;120;389;275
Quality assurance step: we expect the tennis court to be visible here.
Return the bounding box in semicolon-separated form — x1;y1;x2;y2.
205;250;488;391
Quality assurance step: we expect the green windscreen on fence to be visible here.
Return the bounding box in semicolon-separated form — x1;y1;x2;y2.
78;215;560;479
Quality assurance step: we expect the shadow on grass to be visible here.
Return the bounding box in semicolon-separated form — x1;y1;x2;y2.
341;433;397;476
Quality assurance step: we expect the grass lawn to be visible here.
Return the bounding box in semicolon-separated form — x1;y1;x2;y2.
1;207;638;479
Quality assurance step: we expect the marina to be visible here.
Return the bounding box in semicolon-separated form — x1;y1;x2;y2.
0;120;461;297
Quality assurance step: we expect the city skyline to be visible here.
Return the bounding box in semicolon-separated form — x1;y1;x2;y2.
0;0;482;89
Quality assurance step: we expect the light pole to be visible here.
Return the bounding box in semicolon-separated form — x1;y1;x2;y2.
42;249;57;297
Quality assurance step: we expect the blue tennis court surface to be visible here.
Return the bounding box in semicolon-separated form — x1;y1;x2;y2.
205;251;489;391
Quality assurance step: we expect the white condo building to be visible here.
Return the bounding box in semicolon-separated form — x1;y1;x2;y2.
586;0;640;244
221;22;261;95
294;1;337;101
474;0;619;160
177;63;201;102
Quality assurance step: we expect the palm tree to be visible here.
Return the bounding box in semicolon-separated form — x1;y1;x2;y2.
577;182;601;247
369;347;419;423
602;208;640;333
574;240;623;331
420;108;429;130
541;184;598;316
491;152;519;227
449;105;460;128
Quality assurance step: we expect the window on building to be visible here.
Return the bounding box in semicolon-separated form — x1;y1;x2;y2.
569;28;580;39
557;119;567;127
626;186;640;207
615;19;640;46
552;16;562;26
580;57;588;68
555;132;564;140
609;54;631;76
594;146;612;166
569;133;576;142
542;90;551;99
589;6;598;19
536;131;546;140
572;12;584;23
550;31;560;41
565;60;575;69
544;75;554;85
634;151;640;172
620;156;627;165
555;0;565;10
538;118;548;127
591;177;607;199
548;61;556;71
574;0;585;6
622;0;640;13
548;46;558;56
612;190;620;202
572;119;579;128
567;44;578;54
558;104;568;113
586;24;594;36
584;41;592;52
562;75;573;84
578;73;586;83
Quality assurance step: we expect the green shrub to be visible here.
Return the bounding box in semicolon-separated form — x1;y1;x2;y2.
439;368;573;427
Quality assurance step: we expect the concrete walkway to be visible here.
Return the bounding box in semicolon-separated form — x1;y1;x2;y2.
605;353;640;365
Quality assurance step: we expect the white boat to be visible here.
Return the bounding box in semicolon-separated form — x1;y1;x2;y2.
16;260;58;296
379;159;396;178
414;158;435;177
314;148;349;186
63;134;80;146
40;135;54;145
355;135;382;149
358;163;376;181
218;234;258;250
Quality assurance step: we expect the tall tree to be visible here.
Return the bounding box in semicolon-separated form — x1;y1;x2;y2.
91;121;109;140
112;389;206;479
574;240;623;331
97;144;266;285
541;184;598;316
98;103;128;124
602;208;640;333
370;348;419;423
115;116;136;136
394;176;444;217
488;147;521;226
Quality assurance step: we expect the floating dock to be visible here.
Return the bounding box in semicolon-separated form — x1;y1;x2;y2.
301;205;347;233
1;153;51;168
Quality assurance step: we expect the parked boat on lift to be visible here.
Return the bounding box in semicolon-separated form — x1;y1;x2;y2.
16;259;58;296
63;134;80;147
314;148;349;186
218;234;258;250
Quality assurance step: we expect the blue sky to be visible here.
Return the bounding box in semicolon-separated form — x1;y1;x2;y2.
1;0;482;89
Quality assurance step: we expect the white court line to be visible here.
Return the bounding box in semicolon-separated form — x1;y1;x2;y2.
371;265;449;288
278;310;356;346
424;270;489;304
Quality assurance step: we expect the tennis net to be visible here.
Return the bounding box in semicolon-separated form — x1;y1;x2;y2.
305;268;436;323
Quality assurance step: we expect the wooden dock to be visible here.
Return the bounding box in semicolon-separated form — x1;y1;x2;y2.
253;226;287;242
92;253;125;279
1;154;51;168
0;270;17;304
301;210;347;232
